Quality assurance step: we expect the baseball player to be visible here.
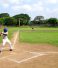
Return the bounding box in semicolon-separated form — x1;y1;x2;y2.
0;27;13;53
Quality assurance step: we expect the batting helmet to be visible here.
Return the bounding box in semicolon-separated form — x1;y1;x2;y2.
4;28;8;32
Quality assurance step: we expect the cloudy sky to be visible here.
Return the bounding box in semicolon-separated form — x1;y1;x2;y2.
0;0;58;19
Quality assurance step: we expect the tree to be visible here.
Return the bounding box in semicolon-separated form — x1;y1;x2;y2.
0;18;4;25
34;16;44;21
0;13;10;18
13;14;30;26
34;16;44;24
4;17;17;26
47;18;58;26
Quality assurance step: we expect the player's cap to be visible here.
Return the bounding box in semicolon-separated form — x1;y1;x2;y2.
4;28;8;32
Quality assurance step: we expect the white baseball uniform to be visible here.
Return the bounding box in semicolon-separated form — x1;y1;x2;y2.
0;32;13;51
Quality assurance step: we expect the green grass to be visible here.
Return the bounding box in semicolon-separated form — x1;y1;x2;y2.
0;27;19;43
19;26;58;30
0;26;58;46
8;27;19;39
20;27;58;46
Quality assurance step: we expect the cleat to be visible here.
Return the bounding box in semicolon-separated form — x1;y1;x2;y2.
0;50;2;53
9;49;13;51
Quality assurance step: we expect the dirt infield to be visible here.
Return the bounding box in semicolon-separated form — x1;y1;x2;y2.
0;31;58;68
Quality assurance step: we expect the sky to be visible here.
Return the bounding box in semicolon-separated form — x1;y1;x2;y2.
0;0;58;20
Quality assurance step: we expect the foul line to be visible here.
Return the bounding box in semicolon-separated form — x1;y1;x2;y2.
0;51;58;63
6;51;58;64
28;52;58;54
13;30;19;47
7;53;45;63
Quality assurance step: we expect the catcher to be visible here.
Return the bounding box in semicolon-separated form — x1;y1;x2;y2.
0;27;13;53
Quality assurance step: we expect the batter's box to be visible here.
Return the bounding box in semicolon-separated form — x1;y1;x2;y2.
6;51;45;63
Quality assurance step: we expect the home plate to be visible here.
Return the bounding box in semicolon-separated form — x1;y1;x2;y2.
7;51;45;64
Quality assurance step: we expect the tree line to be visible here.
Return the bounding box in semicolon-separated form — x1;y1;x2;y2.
0;13;58;27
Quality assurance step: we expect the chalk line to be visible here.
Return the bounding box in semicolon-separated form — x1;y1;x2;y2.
0;51;58;63
13;30;19;47
7;53;45;63
28;51;58;54
6;51;58;64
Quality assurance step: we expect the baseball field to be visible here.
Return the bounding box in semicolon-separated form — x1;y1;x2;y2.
0;26;58;68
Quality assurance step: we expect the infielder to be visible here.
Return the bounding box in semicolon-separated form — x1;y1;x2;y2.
0;27;13;53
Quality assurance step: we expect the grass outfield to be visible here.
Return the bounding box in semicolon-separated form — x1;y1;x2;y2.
19;27;58;46
0;27;19;43
0;26;58;46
